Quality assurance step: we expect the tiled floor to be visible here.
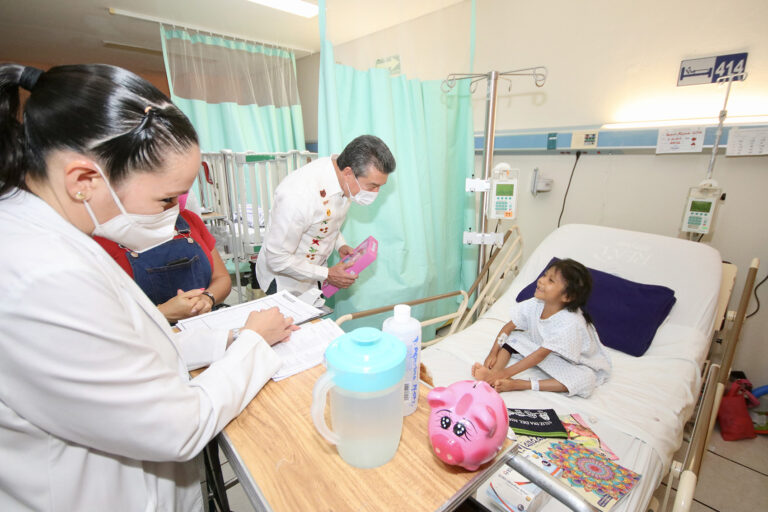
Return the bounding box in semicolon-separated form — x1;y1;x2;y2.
650;426;768;512
213;426;768;512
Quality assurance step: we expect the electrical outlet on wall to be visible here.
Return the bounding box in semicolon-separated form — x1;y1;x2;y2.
570;130;599;150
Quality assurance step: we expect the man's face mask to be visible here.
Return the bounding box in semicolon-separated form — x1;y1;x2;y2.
346;172;378;206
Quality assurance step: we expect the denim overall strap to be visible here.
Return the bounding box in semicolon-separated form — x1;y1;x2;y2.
127;214;213;305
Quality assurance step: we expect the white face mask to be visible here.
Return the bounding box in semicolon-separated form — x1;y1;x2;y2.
346;173;378;206
82;165;179;253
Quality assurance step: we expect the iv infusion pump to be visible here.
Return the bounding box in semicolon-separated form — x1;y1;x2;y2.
489;179;518;219
487;164;518;219
681;182;721;235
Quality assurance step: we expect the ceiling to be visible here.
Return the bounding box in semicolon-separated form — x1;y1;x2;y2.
0;0;464;73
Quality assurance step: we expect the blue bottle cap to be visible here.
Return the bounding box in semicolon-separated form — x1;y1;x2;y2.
324;327;406;393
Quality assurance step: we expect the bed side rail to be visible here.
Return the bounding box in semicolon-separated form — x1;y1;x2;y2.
455;226;523;332
717;258;760;386
664;257;759;512
334;227;523;346
663;364;720;512
504;444;600;512
335;290;469;347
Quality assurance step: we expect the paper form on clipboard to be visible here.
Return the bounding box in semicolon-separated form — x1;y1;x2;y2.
175;290;325;332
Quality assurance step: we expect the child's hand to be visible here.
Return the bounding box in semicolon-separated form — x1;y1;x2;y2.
492;378;530;392
471;363;494;383
483;353;498;369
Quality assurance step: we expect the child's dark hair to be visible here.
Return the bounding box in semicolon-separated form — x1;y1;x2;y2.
0;63;198;197
547;258;593;324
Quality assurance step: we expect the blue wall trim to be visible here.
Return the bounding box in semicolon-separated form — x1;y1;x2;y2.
473;125;768;151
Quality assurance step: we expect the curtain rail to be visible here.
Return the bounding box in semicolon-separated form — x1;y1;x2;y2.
108;7;314;56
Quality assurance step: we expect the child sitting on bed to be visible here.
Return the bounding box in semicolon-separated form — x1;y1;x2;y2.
472;258;611;398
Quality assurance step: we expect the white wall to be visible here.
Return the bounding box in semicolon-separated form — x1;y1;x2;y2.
296;0;768;385
296;53;320;142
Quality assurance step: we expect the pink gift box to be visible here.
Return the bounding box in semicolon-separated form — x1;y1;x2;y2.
321;236;378;298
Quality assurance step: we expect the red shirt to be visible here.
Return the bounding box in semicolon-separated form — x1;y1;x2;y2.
94;210;217;278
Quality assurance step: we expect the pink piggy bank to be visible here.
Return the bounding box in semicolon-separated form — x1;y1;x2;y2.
427;380;507;471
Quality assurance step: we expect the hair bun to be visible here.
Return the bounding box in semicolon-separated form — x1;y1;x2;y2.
19;67;44;91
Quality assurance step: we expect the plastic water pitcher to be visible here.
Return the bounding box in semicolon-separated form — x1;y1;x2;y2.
382;304;422;416
311;327;406;468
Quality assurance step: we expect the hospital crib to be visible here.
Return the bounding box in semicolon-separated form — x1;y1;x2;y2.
198;149;318;302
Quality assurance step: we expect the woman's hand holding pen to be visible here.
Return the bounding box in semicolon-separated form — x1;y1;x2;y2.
243;307;299;345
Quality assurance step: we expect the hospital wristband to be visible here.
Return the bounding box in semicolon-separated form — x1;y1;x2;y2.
496;333;509;347
530;379;540;391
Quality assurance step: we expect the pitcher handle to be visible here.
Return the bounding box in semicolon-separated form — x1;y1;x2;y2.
311;371;341;445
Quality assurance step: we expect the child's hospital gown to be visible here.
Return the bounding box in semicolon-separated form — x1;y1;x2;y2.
505;298;611;397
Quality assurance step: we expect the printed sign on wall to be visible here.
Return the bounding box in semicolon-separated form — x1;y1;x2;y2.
656;127;705;154
726;127;768;156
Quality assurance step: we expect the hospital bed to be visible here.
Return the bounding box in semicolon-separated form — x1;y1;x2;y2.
197;149;317;301
337;223;758;512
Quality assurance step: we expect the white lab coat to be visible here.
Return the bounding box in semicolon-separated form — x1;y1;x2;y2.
254;157;350;294
0;190;282;511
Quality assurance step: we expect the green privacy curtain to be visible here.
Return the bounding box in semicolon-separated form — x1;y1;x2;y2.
318;4;477;334
160;26;305;153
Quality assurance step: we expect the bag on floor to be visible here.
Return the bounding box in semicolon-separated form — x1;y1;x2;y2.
717;380;757;441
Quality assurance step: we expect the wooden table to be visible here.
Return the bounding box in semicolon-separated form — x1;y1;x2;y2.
218;364;512;511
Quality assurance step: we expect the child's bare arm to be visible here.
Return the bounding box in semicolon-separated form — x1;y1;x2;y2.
483;320;518;367
495;347;552;380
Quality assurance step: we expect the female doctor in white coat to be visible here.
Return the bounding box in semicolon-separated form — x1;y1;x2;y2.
0;63;297;511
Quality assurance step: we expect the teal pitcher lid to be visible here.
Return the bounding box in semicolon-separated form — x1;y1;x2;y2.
325;327;406;393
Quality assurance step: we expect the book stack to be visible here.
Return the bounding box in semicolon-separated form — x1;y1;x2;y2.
507;408;568;438
485;409;641;512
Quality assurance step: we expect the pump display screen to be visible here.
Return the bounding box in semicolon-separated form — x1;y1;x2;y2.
496;184;515;196
690;200;712;213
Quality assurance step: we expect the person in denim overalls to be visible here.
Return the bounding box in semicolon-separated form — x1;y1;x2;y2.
96;204;232;322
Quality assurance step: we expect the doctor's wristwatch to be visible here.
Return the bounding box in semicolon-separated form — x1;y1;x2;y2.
201;290;216;306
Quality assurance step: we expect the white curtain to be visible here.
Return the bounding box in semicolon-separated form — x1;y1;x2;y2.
161;25;305;153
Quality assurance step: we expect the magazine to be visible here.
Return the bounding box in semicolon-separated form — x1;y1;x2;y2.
545;440;641;511
560;413;619;460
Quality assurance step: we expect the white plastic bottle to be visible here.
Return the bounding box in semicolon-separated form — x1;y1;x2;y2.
382;304;422;416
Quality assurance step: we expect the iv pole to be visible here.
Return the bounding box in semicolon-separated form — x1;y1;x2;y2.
705;72;746;180
684;72;746;242
442;67;547;291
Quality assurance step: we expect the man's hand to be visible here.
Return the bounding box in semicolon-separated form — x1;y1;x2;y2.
338;245;354;259
326;261;358;289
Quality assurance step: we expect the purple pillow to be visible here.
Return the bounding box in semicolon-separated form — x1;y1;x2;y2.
515;257;676;357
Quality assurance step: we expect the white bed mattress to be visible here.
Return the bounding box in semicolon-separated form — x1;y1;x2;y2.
421;224;722;511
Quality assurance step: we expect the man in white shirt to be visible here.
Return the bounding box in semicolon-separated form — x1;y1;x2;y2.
255;135;395;295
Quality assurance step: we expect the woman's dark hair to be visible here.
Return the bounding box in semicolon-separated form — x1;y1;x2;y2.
0;63;198;197
337;134;396;178
547;258;593;324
